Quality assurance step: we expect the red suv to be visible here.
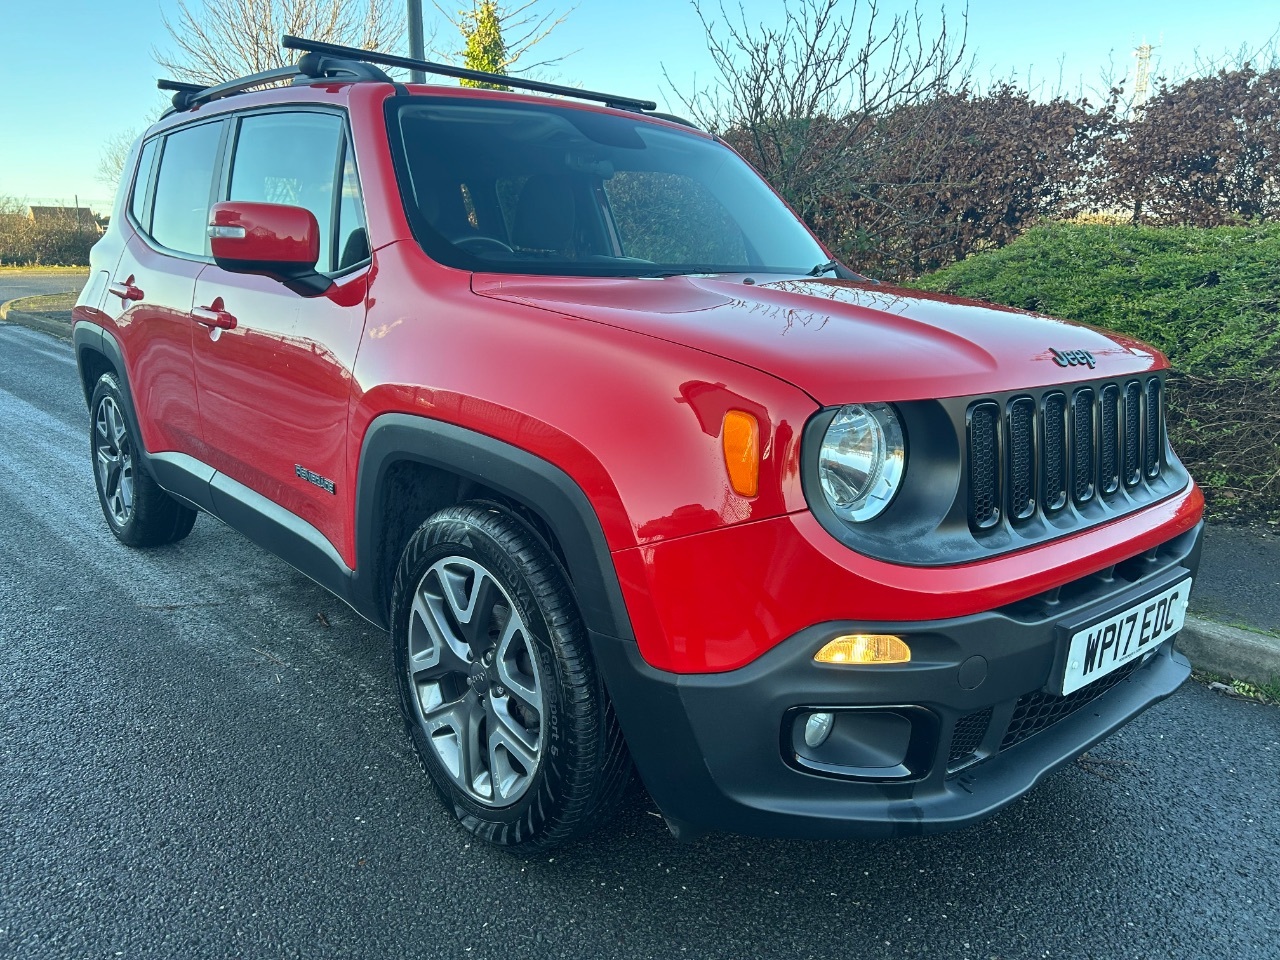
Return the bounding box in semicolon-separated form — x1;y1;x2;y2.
74;38;1203;849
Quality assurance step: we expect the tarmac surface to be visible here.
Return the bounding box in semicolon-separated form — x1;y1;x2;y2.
2;290;1279;959
1194;525;1280;635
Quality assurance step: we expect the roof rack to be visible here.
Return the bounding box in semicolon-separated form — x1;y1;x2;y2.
281;35;659;112
158;56;392;113
157;36;662;117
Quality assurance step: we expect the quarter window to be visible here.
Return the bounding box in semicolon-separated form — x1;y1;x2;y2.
129;138;160;230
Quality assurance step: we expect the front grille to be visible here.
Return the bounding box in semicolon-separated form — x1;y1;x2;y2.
966;374;1167;533
947;707;993;771
1000;658;1142;751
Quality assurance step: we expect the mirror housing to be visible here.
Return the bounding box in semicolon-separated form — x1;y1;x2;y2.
208;201;332;295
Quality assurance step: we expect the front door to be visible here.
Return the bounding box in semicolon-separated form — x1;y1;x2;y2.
191;109;371;563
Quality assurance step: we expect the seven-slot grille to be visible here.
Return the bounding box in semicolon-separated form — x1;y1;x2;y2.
966;375;1165;532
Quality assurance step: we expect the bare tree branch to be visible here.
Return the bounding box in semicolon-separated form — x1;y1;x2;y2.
154;0;405;86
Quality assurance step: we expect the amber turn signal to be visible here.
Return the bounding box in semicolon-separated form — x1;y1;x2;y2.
814;634;911;665
721;410;759;498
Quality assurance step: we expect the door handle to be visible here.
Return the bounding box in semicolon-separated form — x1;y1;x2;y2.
108;276;144;302
193;298;237;330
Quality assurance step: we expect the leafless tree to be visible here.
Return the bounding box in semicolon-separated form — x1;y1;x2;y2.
667;0;969;237
665;0;974;277
429;1;574;76
155;0;403;86
96;130;140;190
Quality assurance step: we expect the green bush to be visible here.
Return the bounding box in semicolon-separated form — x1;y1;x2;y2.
910;223;1280;520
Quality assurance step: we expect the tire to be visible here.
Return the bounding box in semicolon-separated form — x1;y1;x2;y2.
89;373;197;548
390;502;631;850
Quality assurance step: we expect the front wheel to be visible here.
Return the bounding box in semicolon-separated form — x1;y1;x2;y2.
390;503;630;849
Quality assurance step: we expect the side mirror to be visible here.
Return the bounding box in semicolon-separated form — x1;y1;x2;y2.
208;201;332;296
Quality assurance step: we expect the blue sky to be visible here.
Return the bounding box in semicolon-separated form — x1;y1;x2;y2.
2;0;1278;213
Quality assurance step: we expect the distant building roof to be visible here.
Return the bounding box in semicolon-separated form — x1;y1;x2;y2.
27;205;96;223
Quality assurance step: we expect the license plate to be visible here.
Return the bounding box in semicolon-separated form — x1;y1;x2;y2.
1059;578;1192;695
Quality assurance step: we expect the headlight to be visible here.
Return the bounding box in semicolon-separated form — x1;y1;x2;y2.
817;403;906;522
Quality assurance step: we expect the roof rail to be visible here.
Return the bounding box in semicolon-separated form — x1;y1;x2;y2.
157;55;393;114
159;65;302;113
281;35;659;112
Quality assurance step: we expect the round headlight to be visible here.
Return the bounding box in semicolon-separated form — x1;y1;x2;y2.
817;403;906;522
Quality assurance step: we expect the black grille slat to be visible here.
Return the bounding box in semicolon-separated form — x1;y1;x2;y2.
1000;659;1142;751
1006;398;1036;521
1123;380;1142;487
968;402;1001;529
1071;388;1095;504
1144;378;1163;478
1099;384;1120;495
1041;393;1068;512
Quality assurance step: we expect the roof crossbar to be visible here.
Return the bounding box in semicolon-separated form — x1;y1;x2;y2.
281;35;659;112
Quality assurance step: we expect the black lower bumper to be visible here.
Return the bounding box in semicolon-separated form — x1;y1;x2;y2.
595;523;1202;840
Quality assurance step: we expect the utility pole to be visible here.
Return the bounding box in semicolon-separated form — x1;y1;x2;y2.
406;0;426;82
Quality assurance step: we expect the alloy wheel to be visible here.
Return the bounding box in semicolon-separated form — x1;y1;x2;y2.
406;555;545;807
94;396;134;526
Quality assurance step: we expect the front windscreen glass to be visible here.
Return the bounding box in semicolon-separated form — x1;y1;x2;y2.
387;97;827;277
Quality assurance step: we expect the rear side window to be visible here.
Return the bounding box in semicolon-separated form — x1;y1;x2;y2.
228;112;345;273
129;138;160;229
150;121;224;256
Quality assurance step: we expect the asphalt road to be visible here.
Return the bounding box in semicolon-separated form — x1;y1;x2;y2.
2;320;1279;960
0;270;88;303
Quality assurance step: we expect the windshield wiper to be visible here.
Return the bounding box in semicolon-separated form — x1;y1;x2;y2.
808;259;843;277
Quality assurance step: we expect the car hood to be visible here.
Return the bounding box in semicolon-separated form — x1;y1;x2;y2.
470;274;1166;405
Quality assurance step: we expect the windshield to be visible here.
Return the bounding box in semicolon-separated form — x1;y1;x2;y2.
387;97;828;277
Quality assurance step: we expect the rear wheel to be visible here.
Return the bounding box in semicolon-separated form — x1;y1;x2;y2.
90;373;197;547
391;502;630;849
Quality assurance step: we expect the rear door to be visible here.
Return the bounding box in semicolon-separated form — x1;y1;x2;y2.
109;119;226;458
191;108;371;561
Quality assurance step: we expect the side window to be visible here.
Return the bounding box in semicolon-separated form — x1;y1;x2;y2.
603;171;747;265
334;140;369;271
129;138;159;230
229;112;343;274
150;121;224;256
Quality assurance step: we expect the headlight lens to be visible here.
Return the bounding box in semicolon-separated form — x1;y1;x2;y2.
817;403;906;522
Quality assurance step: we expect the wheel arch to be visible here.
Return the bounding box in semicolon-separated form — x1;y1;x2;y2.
352;413;635;643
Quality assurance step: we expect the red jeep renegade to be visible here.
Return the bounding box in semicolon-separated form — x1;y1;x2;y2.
74;38;1203;849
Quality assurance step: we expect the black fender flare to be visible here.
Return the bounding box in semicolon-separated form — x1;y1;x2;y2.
351;413;635;642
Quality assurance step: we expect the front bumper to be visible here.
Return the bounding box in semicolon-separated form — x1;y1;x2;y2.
596;523;1201;839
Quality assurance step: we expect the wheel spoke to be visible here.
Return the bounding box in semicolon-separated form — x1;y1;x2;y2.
495;616;541;713
408;587;471;680
107;401;127;448
486;698;539;802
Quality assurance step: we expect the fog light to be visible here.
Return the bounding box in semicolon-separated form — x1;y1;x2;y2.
814;634;910;665
804;711;834;747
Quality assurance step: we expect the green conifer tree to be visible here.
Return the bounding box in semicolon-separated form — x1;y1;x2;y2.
460;1;510;90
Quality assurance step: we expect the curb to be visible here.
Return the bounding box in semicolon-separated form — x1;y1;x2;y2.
0;297;74;340
1177;615;1280;686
